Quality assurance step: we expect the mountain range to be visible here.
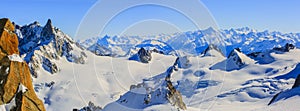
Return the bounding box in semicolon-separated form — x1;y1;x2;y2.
1;18;300;111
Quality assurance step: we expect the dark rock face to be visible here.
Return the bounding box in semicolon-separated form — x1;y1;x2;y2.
228;48;244;67
0;18;45;111
292;74;300;89
42;57;59;74
138;47;152;63
165;65;187;110
273;43;295;52
247;51;275;64
41;19;55;43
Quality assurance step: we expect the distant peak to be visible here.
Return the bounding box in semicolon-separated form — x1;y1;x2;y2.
204;27;217;32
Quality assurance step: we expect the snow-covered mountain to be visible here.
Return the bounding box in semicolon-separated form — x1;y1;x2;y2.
80;27;300;57
3;18;300;111
15;19;87;77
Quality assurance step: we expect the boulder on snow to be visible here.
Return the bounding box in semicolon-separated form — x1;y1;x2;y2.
0;18;45;111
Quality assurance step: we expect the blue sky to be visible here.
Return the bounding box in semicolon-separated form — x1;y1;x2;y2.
1;0;299;39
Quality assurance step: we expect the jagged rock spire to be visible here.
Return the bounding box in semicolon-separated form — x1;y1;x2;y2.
41;19;55;41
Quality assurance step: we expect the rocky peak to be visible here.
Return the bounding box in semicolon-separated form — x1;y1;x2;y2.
41;19;55;42
0;18;45;111
138;47;152;63
228;48;244;67
0;18;19;55
129;47;152;63
0;18;15;32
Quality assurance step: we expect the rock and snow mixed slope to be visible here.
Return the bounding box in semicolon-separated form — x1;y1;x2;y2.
30;43;300;111
15;19;87;77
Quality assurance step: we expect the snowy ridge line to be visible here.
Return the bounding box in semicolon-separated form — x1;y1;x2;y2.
79;27;300;57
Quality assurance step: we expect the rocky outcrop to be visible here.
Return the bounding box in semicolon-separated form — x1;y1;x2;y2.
292;74;300;88
0;19;19;55
247;51;275;64
16;19;87;77
165;62;187;110
103;57;186;110
129;47;152;63
73;101;102;111
273;43;295;52
138;47;152;63
0;18;45;111
268;74;300;105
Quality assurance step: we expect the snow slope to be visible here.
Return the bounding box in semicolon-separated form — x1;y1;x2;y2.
30;46;300;111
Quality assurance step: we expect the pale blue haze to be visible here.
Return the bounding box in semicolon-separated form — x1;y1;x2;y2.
0;0;299;38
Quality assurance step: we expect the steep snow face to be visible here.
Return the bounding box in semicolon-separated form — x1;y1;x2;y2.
15;19;87;77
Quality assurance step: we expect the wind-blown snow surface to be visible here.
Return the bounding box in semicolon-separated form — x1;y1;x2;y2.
32;46;300;110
